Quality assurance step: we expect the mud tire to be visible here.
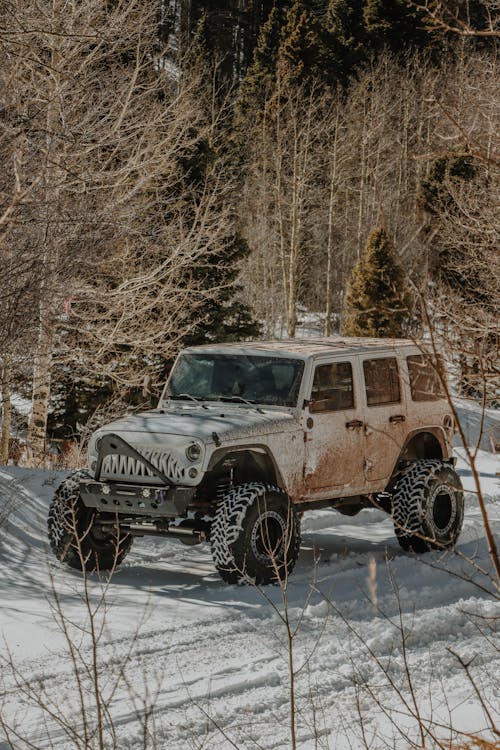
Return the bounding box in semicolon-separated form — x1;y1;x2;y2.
48;470;132;572
392;460;464;553
210;483;301;585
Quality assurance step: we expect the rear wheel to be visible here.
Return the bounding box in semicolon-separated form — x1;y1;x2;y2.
210;483;301;585
48;470;132;572
392;460;464;552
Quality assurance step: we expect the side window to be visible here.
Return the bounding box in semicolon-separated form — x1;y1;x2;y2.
310;362;354;413
407;355;444;401
363;358;400;406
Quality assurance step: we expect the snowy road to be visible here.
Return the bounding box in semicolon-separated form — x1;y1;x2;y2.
0;443;499;748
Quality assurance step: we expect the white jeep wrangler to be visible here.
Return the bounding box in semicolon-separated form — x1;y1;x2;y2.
48;338;464;584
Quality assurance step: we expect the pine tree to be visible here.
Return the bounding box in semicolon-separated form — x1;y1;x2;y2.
237;4;288;114
419;154;475;218
417;154;489;397
327;0;367;72
279;1;343;87
178;38;260;348
419;154;476;287
342;226;410;337
47;370;114;439
180;234;260;348
176;1;274;86
363;0;427;51
238;0;343;112
278;1;322;85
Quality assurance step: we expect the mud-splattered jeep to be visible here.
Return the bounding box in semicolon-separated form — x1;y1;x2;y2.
48;338;464;584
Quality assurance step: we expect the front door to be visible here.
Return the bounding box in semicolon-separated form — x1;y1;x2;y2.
303;359;366;498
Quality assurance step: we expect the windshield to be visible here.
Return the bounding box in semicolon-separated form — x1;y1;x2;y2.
163;352;305;408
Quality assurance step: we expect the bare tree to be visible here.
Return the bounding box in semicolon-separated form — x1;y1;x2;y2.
1;0;239;462
409;0;500;38
240;47;498;339
240;80;337;337
0;115;41;463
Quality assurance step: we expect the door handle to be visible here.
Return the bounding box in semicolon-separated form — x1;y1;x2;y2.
389;414;406;423
346;419;363;429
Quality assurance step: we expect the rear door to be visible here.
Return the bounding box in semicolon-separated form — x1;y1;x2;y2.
361;354;407;486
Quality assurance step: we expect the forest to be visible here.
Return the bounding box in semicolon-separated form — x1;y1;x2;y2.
0;0;498;464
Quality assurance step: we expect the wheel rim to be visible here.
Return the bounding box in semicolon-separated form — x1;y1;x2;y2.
250;511;287;565
429;486;456;534
87;519;119;549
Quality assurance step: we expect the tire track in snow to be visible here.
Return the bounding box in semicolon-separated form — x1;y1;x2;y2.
0;463;498;749
3;552;498;749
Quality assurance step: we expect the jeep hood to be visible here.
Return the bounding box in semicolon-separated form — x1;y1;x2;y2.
95;405;298;444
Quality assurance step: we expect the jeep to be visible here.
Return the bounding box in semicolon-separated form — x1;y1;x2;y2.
48;338;464;584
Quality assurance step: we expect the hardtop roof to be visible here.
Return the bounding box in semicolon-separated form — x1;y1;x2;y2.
185;337;421;359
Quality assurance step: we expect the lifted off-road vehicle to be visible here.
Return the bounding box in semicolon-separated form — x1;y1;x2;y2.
48;338;464;584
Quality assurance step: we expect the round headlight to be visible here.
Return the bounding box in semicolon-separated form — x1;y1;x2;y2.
186;442;202;462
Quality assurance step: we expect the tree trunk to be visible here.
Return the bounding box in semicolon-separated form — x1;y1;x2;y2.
357;96;367;259
27;21;61;466
28;311;54;465
325;103;340;337
287;134;299;338
274;83;289;336
1;357;11;465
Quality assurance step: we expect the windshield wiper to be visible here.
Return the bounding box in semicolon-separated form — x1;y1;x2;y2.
219;395;265;413
170;393;209;409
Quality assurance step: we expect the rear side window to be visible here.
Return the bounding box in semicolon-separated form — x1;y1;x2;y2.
310;362;354;412
407;355;444;401
363;358;400;406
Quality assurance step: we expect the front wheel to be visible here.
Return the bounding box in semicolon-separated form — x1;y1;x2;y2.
210;483;301;585
48;470;132;572
392;459;464;553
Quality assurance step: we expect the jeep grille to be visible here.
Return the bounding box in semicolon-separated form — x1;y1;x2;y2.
101;450;185;482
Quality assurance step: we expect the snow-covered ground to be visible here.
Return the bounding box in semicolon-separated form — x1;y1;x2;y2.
0;408;499;749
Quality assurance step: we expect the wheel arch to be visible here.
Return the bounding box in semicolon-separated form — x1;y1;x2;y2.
399;428;448;462
205;444;286;490
384;428;449;492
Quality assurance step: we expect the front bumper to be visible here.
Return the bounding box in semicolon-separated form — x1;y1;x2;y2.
79;478;195;518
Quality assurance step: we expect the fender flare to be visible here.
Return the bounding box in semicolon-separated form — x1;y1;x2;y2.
206;443;286;490
399;426;450;460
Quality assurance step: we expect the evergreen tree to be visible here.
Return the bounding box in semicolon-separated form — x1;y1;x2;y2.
327;0;367;72
418;153;495;398
48;11;260;437
342;226;410;337
363;0;427;50
278;1;326;85
181;234;261;348
419;154;476;289
47;370;114;439
419;154;475;218
179;39;260;348
237;4;288;113
176;0;276;86
238;0;343;116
